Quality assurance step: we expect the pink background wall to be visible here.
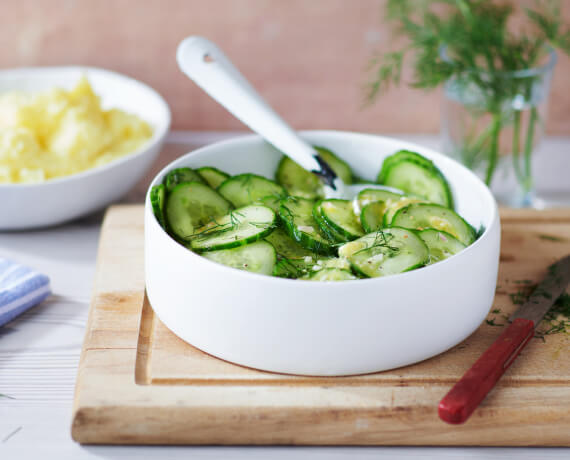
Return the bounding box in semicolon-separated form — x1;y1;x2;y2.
4;0;570;133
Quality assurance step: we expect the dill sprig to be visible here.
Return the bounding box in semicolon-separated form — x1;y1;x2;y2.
367;0;570;188
486;318;505;327
368;0;570;99
354;230;400;256
189;210;246;240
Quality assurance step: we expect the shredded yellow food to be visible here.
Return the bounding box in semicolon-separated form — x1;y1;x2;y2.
0;77;153;183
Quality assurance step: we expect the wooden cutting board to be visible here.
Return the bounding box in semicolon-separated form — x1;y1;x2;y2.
71;205;570;445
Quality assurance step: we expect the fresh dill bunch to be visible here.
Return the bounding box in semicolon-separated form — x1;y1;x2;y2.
367;0;570;189
367;0;570;103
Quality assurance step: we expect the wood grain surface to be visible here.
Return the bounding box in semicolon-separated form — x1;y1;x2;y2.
4;0;570;134
71;205;570;446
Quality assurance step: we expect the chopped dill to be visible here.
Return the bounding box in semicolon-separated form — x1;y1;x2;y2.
538;234;565;242
538;292;570;337
486;318;504;327
509;290;529;305
492;308;501;314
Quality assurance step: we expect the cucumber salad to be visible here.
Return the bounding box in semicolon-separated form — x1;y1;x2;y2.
150;148;478;281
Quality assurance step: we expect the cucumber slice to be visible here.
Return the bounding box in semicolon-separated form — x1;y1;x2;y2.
190;205;276;252
313;202;350;243
267;228;349;278
197;167;230;189
360;201;385;233
165;182;232;241
383;197;425;226
164;167;205;192
356;188;403;214
275;146;353;199
418;229;466;264
272;258;307;279
391;203;476;245
320;257;352;271
278;197;337;255
303;268;357;281
265;228;314;259
339;227;429;278
378;150;434;178
258;194;283;212
377;150;453;208
272;255;351;279
218;174;286;208
314;146;353;184
202;240;276;275
318;199;364;240
150;184;167;229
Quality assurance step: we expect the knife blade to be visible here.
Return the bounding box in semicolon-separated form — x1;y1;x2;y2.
438;254;570;425
510;254;570;325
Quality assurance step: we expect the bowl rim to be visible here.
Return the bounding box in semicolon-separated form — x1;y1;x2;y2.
145;129;500;286
0;65;171;189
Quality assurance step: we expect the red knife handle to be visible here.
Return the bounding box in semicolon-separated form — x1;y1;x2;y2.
438;318;535;424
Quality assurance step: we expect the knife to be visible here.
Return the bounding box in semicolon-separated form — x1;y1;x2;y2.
438;254;570;424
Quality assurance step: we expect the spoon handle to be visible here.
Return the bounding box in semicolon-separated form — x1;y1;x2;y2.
177;36;324;175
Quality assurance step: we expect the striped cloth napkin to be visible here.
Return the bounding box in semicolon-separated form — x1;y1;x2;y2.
0;258;51;327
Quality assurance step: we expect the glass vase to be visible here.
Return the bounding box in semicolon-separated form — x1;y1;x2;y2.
441;49;557;208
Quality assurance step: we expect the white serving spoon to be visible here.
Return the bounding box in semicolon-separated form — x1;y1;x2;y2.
176;36;401;199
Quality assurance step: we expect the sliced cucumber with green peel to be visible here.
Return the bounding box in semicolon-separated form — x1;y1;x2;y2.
272;255;351;279
391;203;476;245
150;184;167;229
197;167;230;189
339;227;429;278
378;150;435;179
156;145;473;281
313;201;349;243
272;258;306;278
314;146;353;184
218;174;286;208
356;188;403;214
265;228;314;259
267;228;344;278
377;150;453;208
275;146;353;199
303;268;357;281
165;182;232;241
258;194;283;212
164;167;205;192
320;257;351;271
318;199;364;240
278;197;337;255
191;205;276;252
383;197;425;226
418;229;466;264
202;240;276;275
360;201;386;233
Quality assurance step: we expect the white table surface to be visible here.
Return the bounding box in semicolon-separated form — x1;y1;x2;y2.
1;132;569;460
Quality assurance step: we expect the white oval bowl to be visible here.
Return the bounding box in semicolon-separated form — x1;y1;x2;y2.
145;130;500;376
0;66;170;229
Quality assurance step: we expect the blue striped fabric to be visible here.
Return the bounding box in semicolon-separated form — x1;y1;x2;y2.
0;258;51;327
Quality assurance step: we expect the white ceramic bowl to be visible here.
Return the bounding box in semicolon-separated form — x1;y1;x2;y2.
0;67;170;229
145;131;500;376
